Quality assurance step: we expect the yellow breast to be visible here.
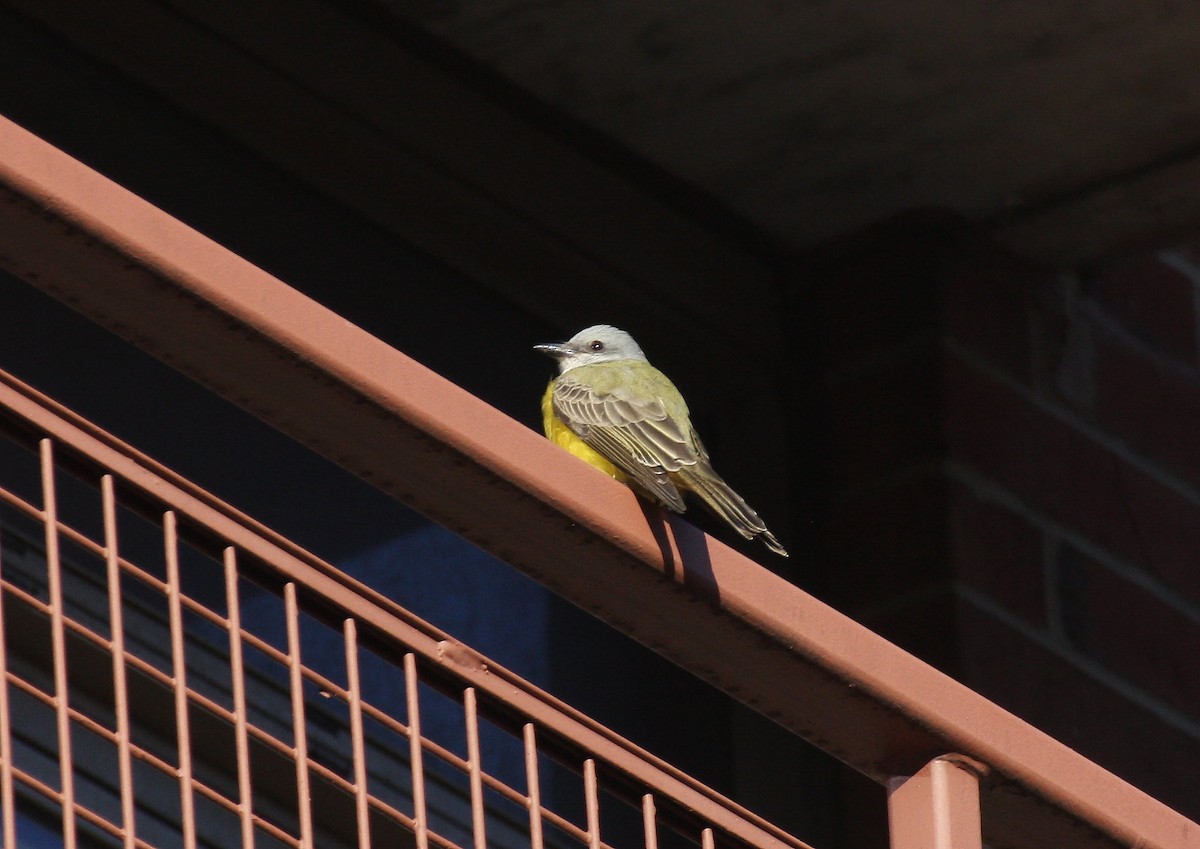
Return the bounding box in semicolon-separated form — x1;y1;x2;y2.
541;381;626;481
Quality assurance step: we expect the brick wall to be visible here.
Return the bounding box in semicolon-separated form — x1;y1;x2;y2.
799;213;1200;821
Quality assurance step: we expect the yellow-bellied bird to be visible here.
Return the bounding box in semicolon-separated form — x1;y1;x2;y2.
535;325;787;557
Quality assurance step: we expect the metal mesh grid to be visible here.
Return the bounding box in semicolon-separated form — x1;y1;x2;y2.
0;369;813;849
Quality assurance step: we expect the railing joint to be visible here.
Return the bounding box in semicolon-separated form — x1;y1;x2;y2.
887;756;984;849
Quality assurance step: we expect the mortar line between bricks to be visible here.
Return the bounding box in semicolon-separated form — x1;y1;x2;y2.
947;460;1200;628
1041;532;1066;644
945;337;1200;507
1157;249;1200;367
1158;249;1200;284
1075;284;1200;382
956;582;1200;741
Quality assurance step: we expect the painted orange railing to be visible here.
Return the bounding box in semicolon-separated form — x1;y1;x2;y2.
0;366;810;849
0;112;1197;849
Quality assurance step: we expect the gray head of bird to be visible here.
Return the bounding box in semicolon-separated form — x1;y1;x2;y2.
534;324;648;374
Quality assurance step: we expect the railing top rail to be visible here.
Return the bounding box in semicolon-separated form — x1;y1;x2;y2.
0;112;1195;849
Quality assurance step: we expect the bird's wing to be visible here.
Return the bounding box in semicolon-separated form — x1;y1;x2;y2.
552;371;697;512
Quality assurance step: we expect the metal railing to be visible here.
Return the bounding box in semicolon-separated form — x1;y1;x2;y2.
0;368;812;849
1;112;1198;849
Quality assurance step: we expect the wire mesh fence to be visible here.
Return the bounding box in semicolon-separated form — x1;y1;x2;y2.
0;368;813;849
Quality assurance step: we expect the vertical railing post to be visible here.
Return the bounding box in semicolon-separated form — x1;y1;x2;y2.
887;757;985;849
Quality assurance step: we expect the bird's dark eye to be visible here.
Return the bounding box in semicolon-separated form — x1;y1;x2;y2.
588;340;605;351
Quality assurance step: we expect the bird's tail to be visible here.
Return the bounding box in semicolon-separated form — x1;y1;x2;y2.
676;465;788;557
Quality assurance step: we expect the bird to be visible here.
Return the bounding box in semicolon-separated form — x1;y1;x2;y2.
535;324;788;557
